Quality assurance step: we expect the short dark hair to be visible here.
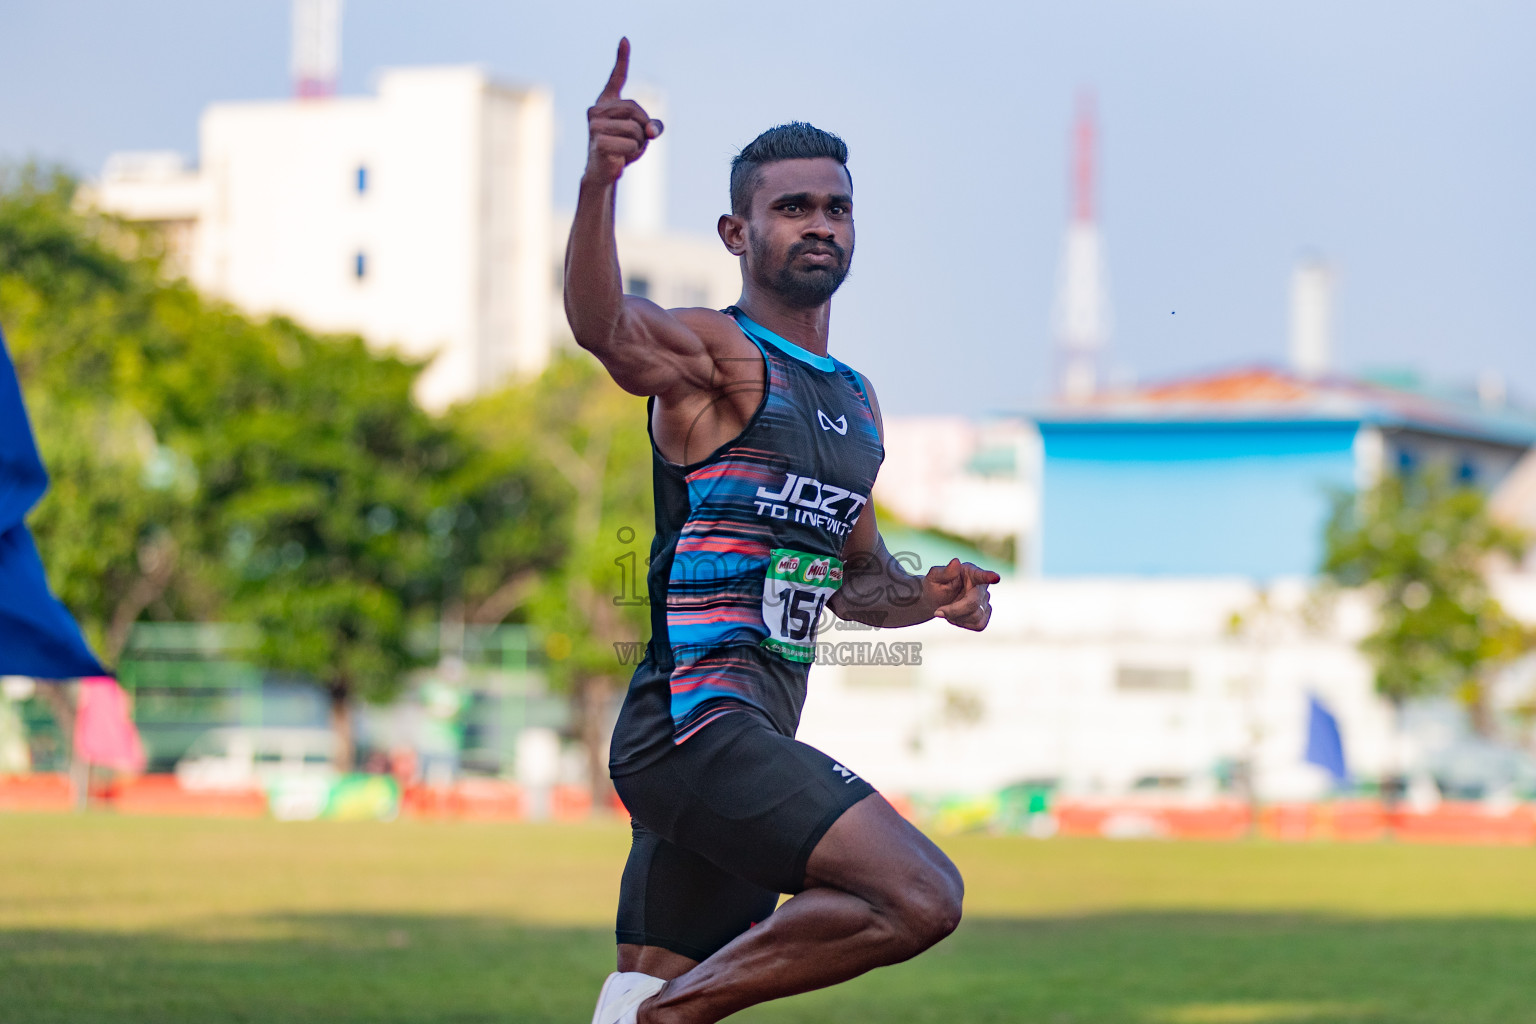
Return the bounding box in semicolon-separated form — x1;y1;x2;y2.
729;122;850;216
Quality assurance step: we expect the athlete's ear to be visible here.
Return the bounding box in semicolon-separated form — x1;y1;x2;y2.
718;213;748;257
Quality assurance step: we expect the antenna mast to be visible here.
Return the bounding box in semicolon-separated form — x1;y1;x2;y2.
291;0;343;99
1053;93;1111;403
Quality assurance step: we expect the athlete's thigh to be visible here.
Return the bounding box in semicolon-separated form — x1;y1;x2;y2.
617;820;780;964
805;790;963;910
620;712;876;895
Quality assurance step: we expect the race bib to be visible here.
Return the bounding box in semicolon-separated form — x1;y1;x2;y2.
761;548;844;663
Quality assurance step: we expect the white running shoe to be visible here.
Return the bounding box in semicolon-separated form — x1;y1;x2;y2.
590;971;666;1024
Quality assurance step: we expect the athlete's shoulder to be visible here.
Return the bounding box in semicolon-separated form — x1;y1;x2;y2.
662;307;762;389
669;305;736;331
670;307;752;352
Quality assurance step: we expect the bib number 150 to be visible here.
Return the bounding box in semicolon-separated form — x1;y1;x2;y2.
761;548;843;664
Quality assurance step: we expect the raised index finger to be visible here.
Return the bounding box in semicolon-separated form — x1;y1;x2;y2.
965;564;1002;586
598;37;630;102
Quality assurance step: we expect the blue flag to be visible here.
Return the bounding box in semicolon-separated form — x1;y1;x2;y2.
1304;693;1348;787
0;326;107;677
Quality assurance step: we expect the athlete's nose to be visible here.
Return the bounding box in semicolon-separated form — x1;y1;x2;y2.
802;210;836;239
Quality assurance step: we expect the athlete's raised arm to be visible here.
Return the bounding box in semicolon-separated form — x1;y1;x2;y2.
564;38;744;403
832;375;1000;631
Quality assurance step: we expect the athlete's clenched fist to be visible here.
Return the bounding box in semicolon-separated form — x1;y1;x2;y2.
584;37;663;188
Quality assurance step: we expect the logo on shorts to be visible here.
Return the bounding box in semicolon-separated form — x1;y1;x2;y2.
832;763;859;784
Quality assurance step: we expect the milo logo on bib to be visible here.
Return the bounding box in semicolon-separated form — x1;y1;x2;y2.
761;547;844;664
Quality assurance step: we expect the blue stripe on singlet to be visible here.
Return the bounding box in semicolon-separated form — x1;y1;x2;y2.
732;312;837;372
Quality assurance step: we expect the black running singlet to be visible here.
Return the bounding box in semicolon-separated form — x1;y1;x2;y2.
608;308;885;775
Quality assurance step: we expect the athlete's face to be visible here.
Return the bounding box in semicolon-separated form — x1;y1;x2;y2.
726;158;854;309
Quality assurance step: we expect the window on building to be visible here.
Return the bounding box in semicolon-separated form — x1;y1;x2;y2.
1115;665;1192;693
1457;457;1478;483
356;165;368;194
354;251;367;280
1396;447;1418;475
625;276;651;300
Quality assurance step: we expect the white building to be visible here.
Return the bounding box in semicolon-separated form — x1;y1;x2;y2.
87;69;741;410
548;81;743;350
548;214;742;353
91;68;553;410
797;573;1536;803
874;417;1041;575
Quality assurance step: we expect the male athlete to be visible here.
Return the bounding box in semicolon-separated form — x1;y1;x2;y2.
567;39;1000;1024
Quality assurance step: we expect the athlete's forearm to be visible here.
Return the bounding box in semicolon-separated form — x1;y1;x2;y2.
832;539;938;629
564;176;628;352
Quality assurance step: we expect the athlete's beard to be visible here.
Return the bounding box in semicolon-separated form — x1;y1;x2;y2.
750;231;853;309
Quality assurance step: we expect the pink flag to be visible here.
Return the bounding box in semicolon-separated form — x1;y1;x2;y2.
73;677;147;773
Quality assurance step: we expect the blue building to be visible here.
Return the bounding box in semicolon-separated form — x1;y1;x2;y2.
1036;368;1536;578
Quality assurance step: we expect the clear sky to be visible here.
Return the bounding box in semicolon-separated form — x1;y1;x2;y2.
4;0;1532;416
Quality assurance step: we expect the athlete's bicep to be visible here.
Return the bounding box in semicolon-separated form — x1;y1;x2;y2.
837;498;883;571
582;301;731;399
831;506;910;623
838;372;890;570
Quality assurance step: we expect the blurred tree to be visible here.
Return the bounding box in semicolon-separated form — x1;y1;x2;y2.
1;167;562;766
25;399;197;661
0;167;202;663
456;354;652;804
1322;468;1532;733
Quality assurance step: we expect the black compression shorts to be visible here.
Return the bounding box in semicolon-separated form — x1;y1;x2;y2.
612;710;876;962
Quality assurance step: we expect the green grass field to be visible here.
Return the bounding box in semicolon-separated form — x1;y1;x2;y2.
3;815;1534;1023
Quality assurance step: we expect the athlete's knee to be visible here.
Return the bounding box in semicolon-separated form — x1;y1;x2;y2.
890;856;963;953
924;856;966;941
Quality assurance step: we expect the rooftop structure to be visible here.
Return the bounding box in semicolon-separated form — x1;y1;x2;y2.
1035;367;1536;578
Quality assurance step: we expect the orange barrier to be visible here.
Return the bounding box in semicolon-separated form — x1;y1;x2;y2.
104;774;267;818
1054;799;1252;840
1257;801;1388;842
399;781;599;822
1158;803;1252;840
1053;802;1116;837
0;773;74;811
1389;803;1536;846
5;772;1532;844
1317;800;1391;842
402;778;527;821
1052;799;1534;846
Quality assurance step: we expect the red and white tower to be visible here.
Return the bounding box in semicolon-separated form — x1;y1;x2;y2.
1052;94;1112;403
291;0;343;99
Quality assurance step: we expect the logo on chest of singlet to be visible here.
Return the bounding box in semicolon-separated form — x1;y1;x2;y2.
817;409;848;434
753;472;869;539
